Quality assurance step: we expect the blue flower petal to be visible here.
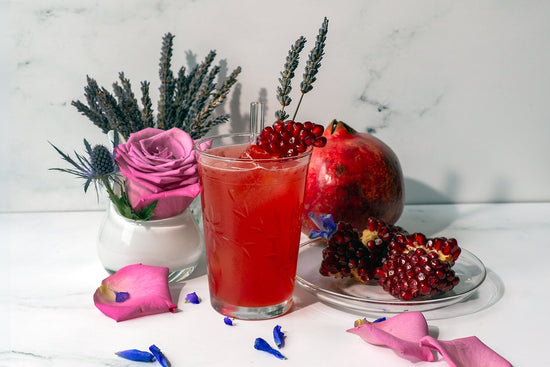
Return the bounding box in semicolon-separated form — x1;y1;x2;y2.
373;317;386;323
184;292;200;304
115;349;155;362
224;316;234;326
114;291;130;303
273;325;285;348
308;213;336;239
149;344;170;367
254;338;286;360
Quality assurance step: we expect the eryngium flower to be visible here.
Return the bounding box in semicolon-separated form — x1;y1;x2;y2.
91;144;116;176
49;139;118;193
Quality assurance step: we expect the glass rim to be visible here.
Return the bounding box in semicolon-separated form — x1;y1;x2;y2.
193;132;313;162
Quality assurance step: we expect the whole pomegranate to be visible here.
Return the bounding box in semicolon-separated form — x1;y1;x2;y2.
302;119;405;234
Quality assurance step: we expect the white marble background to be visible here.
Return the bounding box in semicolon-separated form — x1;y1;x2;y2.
2;0;549;213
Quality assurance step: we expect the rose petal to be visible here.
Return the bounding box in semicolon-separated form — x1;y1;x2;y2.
93;264;177;322
347;312;435;362
127;181;201;219
419;336;512;367
114;128;202;219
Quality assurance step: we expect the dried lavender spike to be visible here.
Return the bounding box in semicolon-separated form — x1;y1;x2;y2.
97;88;131;139
275;36;306;121
173;65;196;125
111;73;142;133
71;100;110;134
300;17;328;94
157;33;176;130
118;72;144;131
292;17;329;120
189;114;229;139
180;51;217;128
140;81;154;128
173;66;188;124
185;65;219;128
192;66;241;129
72;76;111;133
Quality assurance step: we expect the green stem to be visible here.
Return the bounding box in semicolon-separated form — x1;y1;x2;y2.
292;93;305;121
100;176;121;207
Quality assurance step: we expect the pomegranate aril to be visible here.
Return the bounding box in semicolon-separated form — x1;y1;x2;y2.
254;120;326;158
311;124;324;137
273;121;285;133
313;136;327;147
302;134;315;146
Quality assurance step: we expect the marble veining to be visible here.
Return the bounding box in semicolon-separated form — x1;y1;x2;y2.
2;203;549;365
2;0;550;211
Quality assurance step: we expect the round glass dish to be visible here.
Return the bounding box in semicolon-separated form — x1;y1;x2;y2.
296;238;486;313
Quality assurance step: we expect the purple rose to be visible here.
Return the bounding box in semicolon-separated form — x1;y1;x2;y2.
114;127;202;220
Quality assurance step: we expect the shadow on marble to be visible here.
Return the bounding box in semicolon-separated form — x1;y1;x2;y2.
399;177;460;235
226;82;271;135
423;268;505;320
292;281;320;312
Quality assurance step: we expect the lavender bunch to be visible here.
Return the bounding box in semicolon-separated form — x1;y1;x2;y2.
72;33;241;140
274;17;329;121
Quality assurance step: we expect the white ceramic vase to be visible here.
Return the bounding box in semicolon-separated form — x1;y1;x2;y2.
97;202;203;282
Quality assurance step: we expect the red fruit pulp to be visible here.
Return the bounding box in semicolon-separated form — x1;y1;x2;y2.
302;120;405;234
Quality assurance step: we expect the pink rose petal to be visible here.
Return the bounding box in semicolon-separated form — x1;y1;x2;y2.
126;180;201;219
347;312;435;362
114;127;203;219
93;264;177;322
420;335;512;367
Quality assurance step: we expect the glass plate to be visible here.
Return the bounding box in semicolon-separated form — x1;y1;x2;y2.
296;238;487;313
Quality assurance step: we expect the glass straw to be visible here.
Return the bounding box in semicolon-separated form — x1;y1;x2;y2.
249;101;265;138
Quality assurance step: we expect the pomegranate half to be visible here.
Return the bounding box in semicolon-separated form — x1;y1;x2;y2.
302;119;405;234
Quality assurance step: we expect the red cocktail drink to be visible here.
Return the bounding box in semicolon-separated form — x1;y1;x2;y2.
195;133;311;319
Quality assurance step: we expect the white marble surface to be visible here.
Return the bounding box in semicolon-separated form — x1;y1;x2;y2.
2;0;550;213
2;203;549;366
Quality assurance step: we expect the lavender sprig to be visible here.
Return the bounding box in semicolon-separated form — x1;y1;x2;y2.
275;36;306;121
157;33;176;130
292;17;329;121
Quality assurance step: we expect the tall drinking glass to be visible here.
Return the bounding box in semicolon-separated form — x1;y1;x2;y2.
194;133;312;319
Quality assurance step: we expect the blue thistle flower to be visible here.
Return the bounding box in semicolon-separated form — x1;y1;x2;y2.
49;138;118;194
91;145;116;176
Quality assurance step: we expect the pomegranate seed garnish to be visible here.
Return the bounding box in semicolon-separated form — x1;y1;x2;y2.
253;120;327;158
